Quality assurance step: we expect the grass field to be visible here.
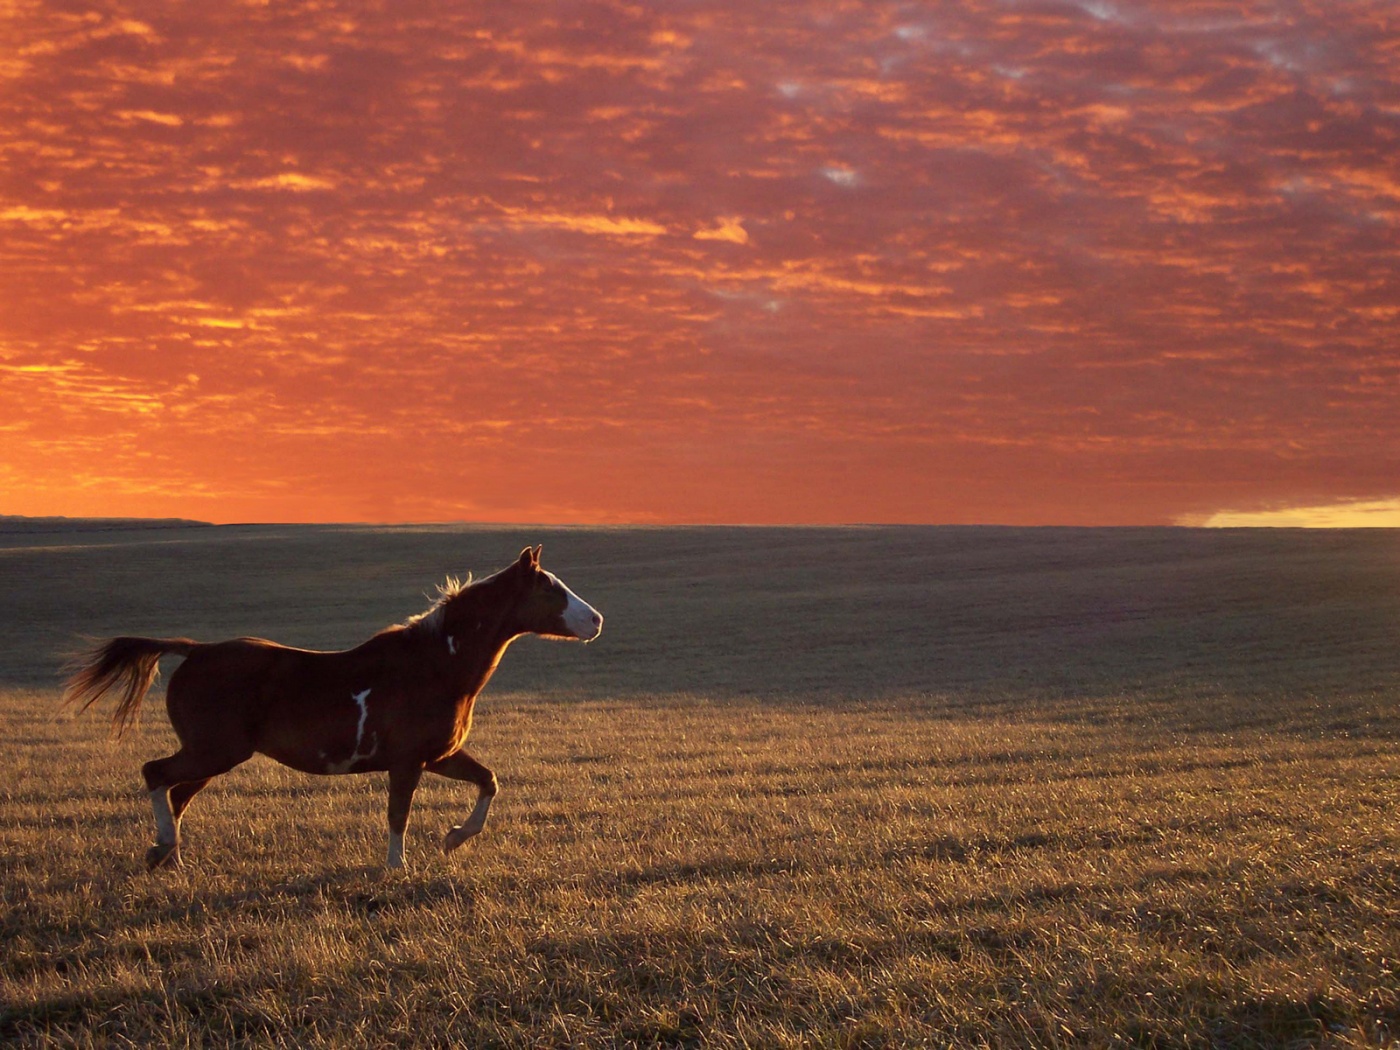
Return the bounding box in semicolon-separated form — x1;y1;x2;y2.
2;523;1398;1047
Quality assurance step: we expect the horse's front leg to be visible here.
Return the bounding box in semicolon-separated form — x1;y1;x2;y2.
385;764;424;870
426;750;498;854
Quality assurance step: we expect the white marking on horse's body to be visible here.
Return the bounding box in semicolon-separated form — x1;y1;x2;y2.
325;688;378;774
151;788;177;846
546;571;603;641
352;688;371;736
447;635;456;655
386;830;405;869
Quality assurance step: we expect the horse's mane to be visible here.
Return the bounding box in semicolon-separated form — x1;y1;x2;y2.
403;574;473;633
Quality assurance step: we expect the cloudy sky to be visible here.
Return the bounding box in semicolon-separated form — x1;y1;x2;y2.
2;1;1397;524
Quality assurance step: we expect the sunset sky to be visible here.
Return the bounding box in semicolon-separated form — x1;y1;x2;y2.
2;1;1398;525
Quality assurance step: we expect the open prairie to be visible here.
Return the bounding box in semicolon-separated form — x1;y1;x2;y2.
2;523;1398;1047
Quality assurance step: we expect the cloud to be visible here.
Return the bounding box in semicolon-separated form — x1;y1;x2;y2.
493;209;669;238
0;0;1396;524
1184;498;1400;528
239;173;339;192
694;217;748;244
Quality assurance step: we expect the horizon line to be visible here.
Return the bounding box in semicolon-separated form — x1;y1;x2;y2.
4;513;1399;531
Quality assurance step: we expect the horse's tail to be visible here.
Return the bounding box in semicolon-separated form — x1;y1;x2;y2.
63;637;199;738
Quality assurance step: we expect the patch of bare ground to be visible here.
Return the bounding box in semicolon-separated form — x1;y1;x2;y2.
3;687;1397;1048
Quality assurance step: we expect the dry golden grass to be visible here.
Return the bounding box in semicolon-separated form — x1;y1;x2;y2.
2;523;1399;1046
5;688;1399;1047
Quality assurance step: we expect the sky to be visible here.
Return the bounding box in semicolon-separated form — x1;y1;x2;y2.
2;1;1398;526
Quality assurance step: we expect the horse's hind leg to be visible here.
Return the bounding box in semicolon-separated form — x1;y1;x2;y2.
141;753;247;870
170;778;211;829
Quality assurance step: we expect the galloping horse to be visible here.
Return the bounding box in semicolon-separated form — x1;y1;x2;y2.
63;546;602;871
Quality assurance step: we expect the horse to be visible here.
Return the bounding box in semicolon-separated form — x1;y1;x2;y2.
62;546;602;871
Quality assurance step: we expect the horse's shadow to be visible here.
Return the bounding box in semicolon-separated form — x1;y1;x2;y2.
136;863;481;928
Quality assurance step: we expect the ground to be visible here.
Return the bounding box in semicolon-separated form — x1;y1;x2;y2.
1;523;1398;1047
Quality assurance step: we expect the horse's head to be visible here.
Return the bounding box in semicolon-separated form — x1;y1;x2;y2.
508;545;603;642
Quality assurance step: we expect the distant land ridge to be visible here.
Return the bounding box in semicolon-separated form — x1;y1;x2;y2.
0;515;213;533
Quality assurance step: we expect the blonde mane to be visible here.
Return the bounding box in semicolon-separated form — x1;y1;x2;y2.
404;574;473;632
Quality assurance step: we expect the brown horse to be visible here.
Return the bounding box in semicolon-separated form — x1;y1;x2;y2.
63;546;601;871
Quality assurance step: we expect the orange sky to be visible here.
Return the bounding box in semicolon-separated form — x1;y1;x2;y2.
2;1;1398;525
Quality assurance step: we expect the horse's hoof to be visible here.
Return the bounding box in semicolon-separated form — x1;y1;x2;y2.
146;843;180;871
443;825;480;854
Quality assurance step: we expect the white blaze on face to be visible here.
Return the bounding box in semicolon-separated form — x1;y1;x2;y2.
447;634;457;656
546;571;602;641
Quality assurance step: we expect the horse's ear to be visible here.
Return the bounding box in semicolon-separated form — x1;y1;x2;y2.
533;544;543;564
518;546;539;569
